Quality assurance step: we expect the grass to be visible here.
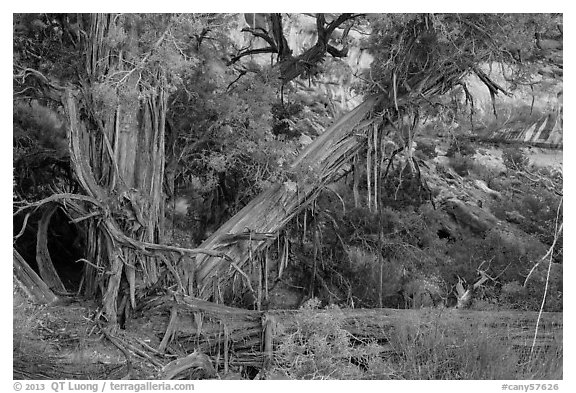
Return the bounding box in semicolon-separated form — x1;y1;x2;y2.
388;320;562;380
271;300;563;380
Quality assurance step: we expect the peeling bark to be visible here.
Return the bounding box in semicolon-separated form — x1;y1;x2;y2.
56;14;171;324
195;95;385;300
139;293;563;369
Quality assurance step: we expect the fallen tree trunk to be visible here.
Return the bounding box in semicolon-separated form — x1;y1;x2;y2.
135;293;562;370
194;95;385;300
13;248;58;304
35;205;66;292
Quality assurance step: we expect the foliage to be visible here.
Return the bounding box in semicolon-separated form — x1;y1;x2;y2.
446;137;476;158
166;60;292;238
380;164;431;209
273;298;387;379
502;146;530;170
271;101;304;138
470;161;503;188
414;141;437;159
366;14;559;92
13;102;76;200
449;154;475;177
272;298;562;379
285;173;562;312
389;318;562;379
489;175;562;249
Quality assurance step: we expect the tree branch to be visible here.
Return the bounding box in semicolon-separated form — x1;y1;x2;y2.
270;13;291;59
325;13;355;36
327;44;349;58
227;47;278;65
240;27;278;50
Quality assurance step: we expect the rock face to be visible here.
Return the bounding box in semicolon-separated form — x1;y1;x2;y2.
484;107;563;148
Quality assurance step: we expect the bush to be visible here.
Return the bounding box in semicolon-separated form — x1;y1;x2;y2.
380;165;431;208
414;141;437;159
502;147;529;171
449;154;474;176
272;300;563;379
446;137;476;158
272;299;389;379
470;161;502;187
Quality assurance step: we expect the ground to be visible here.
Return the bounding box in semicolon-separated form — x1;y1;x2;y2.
13;284;158;380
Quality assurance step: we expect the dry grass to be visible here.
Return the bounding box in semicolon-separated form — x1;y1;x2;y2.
388;319;562;379
271;300;562;380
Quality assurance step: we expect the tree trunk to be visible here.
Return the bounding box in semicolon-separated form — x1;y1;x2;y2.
35;204;66;292
61;14;168;324
14;248;58;305
138;293;563;369
194;95;385;301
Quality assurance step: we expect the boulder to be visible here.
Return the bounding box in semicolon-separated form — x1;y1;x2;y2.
443;198;499;235
474;179;502;199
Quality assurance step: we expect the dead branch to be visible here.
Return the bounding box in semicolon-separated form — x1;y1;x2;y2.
138;292;562;370
517;167;563;197
99;324;133;379
160;351;216;379
13;248;59;305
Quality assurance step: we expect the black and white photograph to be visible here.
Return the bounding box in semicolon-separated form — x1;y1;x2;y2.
12;10;564;384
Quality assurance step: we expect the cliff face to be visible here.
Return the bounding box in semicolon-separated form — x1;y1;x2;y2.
234;14;373;113
463;61;563;148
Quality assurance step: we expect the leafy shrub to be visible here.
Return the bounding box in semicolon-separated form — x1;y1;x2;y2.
449;154;474;176
502;146;529;171
13;103;74;200
489;183;562;248
272;299;562;379
470;161;502;187
271;101;303;138
272;299;389;379
446;136;476;158
414;141;437;159
381;165;431;208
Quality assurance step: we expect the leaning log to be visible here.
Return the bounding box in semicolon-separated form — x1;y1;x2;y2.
35;204;67;292
135;293;562;369
194;95;385;300
13;248;58;304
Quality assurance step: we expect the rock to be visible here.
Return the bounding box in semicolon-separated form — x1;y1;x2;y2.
474;179;502;199
298;133;313;146
473;150;507;175
505;210;525;224
433;155;451;169
443;198;499;235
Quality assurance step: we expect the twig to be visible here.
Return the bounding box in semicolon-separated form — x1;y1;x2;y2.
230;262;255;293
98;324;133;379
13;211;32;242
